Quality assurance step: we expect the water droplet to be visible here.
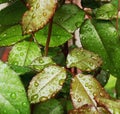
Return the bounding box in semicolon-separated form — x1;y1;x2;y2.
59;79;65;86
78;98;81;102
100;92;104;97
88;85;92;89
10;93;16;99
93;93;97;97
30;7;34;11
22;102;27;107
34;81;39;87
32;14;36;18
17;47;21;51
86;68;91;72
20;52;24;56
85;83;89;87
39;96;48;102
43;12;47;16
39;59;44;64
31;94;38;100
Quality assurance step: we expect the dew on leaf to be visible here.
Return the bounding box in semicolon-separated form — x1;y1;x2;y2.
34;81;39;87
22;102;27;107
31;94;38;100
39;96;48;102
36;3;40;9
32;14;36;18
100;92;104;97
10;93;16;99
43;12;47;16
78;98;81;102
59;79;65;86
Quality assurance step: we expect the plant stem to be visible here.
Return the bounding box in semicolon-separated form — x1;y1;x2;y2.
45;18;53;56
116;0;120;30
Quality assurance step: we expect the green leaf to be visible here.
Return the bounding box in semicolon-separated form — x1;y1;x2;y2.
95;97;120;113
8;41;42;66
80;19;120;77
66;48;102;72
0;25;29;47
96;70;110;87
111;0;119;8
30;57;55;72
35;23;72;47
22;0;57;34
0;61;30;114
33;99;64;114
28;65;66;103
0;1;27;25
54;4;85;33
70;73;109;108
94;3;117;20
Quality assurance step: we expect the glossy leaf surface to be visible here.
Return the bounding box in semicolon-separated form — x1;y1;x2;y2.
35;23;72;47
54;4;85;33
80;19;120;77
95;97;120;113
8;41;41;66
95;3;117;20
0;1;27;25
70;73;109;108
67;48;102;72
0;25;29;47
22;0;57;34
0;61;30;114
28;65;66;103
33;99;64;114
30;57;55;72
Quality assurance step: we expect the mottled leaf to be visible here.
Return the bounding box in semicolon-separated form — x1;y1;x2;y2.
94;3;117;20
35;23;72;47
30;57;55;72
70;73;109;108
0;1;27;25
22;0;57;34
95;97;120;113
33;99;64;114
80;19;120;77
54;4;85;33
67;48;102;72
69;105;99;114
0;61;30;114
8;41;41;66
28;65;66;103
0;25;29;47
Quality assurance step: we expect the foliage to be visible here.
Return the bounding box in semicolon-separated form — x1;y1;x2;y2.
0;0;120;113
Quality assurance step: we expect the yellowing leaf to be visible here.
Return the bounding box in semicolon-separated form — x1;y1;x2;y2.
22;0;57;34
28;65;66;103
70;74;109;108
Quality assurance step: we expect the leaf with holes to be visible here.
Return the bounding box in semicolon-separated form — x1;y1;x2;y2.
0;61;30;114
94;3;117;20
67;48;102;72
30;57;55;72
0;25;30;47
35;23;72;47
28;65;66;103
53;4;85;33
8;41;42;66
95;97;120;113
80;19;120;77
70;73;109;109
22;0;57;34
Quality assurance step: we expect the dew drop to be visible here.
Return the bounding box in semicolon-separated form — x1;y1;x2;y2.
31;94;38;100
88;85;92;89
39;96;48;102
59;79;65;86
100;92;104;97
43;12;47;16
93;93;97;97
32;14;36;18
36;3;40;9
86;68;91;72
20;52;24;56
39;59;44;64
78;98;81;102
22;102;27;107
17;47;22;51
34;81;39;87
85;83;89;87
10;93;16;99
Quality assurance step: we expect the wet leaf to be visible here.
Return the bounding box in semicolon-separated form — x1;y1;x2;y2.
33;99;64;114
67;48;102;72
0;61;30;114
28;65;66;103
94;3;117;20
22;0;57;34
80;19;120;77
69;104;99;114
0;25;29;47
54;4;85;33
30;57;55;72
70;73;109;108
8;41;41;66
95;97;120;113
35;23;72;47
0;1;27;25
